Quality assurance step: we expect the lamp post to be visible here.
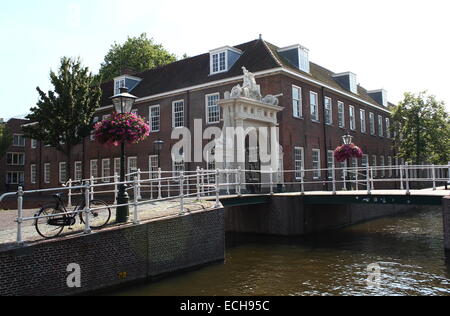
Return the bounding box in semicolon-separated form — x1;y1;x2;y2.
110;87;138;223
154;139;165;168
342;132;353;191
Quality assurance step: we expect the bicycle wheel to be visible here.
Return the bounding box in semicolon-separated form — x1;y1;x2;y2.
35;206;65;239
80;199;111;229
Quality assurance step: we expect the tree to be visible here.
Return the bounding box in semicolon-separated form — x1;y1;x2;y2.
391;91;450;165
0;122;12;158
23;57;102;180
99;33;177;81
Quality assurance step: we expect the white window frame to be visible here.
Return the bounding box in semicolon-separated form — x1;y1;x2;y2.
114;78;126;95
149;105;160;132
31;139;38;149
59;162;67;184
372;155;378;177
149;155;159;179
310;91;319;122
292;85;303;119
6;172;24;185
338;101;345;128
378;115;384;137
210;51;227;74
324;97;333;125
294;147;305;181
360;109;367;133
44;163;51;184
30;164;37;184
349;105;356;131
74;161;82;182
172;100;185;128
312;149;321;179
327;150;335;180
127;157;138;178
206;93;221;124
6;152;25;166
369;113;375;135
13;134;25;147
114;158;121;177
102;159;111;183
90;160;98;179
380;156;385;178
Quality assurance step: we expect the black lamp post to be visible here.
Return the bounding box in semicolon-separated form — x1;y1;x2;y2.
342;132;353;191
110;87;138;223
154;139;165;168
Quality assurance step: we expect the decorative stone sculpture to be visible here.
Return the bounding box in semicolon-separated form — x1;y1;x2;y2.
225;67;279;106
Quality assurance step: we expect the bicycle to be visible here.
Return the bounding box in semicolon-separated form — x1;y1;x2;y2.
34;193;112;239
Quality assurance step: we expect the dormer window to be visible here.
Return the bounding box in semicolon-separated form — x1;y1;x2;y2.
368;89;388;107
333;72;358;95
113;75;142;95
209;46;242;75
277;44;310;73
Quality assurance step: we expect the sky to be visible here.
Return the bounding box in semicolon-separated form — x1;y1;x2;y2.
1;0;449;120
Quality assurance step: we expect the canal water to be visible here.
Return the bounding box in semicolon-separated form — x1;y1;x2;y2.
113;207;450;296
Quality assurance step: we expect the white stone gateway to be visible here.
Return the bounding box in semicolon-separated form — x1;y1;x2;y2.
217;67;285;192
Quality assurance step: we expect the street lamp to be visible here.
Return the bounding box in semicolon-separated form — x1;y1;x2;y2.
110;87;138;223
342;132;353;145
154;139;165;168
342;132;353;191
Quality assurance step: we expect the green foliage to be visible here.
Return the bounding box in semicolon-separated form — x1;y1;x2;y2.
391;91;450;165
23;57;102;169
0;122;12;158
99;33;177;81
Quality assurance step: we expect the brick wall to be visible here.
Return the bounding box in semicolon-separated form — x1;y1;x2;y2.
0;208;225;296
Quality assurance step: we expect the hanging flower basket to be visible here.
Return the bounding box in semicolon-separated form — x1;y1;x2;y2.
94;112;150;146
334;143;364;163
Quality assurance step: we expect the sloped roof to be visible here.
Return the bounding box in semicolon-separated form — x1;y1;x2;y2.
100;38;390;110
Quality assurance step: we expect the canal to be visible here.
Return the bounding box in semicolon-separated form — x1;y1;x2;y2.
112;207;450;296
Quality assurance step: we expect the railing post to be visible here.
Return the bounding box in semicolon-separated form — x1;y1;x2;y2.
90;176;94;200
137;169;142;200
371;167;375;191
226;169;231;195
400;164;404;190
114;173;119;203
158;168;162;199
215;169;221;208
133;176;140;225
270;168;274;195
237;166;242;197
405;162;410;195
84;181;91;235
301;168;305;195
16;186;24;246
201;168;205;197
343;164;347;191
432;164;436;191
67;179;72;208
179;171;184;215
332;164;337;195
355;167;359;191
196;166;201;200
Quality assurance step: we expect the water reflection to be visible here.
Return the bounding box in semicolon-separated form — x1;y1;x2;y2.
113;208;450;296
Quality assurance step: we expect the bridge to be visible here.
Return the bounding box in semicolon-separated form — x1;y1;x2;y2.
0;163;449;247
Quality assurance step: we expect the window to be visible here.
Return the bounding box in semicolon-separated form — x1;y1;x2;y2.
102;159;111;182
31;139;38;149
6;172;24;185
31;165;37;184
372;155;377;177
312;149;321;179
387;156;393;177
114;78;126;95
90;160;98;179
378;116;384;137
327;150;335;179
292;86;303;118
44;163;50;184
324;97;333;125
114;158;121;177
360;110;367;133
294;147;305;180
338;101;345;128
149;155;159;179
310;92;319;122
206;93;221;124
369;113;375;135
211;51;226;74
59;162;67;184
385;118;391;138
91;117;99;141
13;134;25;147
351;158;358;180
149;105;160;132
6;153;25;166
349;106;356;130
172;100;185;128
128;157;138;177
362;155;369;168
380;156;385;178
74;162;82;181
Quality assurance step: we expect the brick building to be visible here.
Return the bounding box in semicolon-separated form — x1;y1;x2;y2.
9;38;397;191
